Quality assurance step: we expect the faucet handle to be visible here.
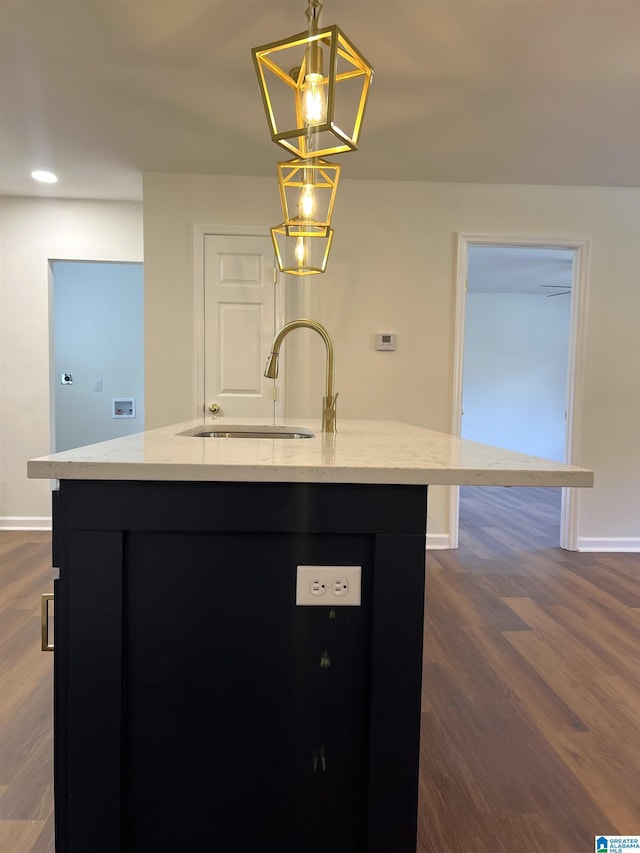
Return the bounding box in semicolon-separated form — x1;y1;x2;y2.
322;393;338;433
323;392;338;412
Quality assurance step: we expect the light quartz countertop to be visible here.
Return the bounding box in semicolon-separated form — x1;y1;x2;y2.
27;418;594;488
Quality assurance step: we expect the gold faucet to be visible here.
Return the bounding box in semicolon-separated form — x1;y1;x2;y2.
264;319;338;433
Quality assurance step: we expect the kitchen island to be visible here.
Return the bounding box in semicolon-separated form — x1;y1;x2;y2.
28;419;592;853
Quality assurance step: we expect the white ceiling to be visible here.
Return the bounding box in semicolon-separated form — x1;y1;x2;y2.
1;0;639;201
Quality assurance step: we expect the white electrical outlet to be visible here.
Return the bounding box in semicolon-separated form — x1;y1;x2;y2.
296;566;361;606
332;577;349;597
310;577;327;597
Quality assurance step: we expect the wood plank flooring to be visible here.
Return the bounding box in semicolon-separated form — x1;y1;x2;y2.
418;487;640;852
1;488;638;852
0;532;54;853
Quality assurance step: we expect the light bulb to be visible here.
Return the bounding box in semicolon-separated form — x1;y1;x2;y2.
299;183;316;218
301;73;327;126
294;236;307;266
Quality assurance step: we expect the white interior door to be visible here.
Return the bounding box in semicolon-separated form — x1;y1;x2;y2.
204;234;279;419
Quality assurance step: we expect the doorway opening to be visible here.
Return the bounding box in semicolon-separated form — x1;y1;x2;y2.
49;260;144;453
450;235;591;551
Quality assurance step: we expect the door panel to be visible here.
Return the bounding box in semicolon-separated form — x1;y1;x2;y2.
218;303;263;393
124;531;371;852
204;234;277;418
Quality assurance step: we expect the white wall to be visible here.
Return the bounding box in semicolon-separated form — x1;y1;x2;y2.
462;292;571;461
0;197;143;528
2;182;637;548
53;261;144;452
143;173;640;550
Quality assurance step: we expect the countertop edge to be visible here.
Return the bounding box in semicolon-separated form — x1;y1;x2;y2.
26;459;594;488
27;419;594;488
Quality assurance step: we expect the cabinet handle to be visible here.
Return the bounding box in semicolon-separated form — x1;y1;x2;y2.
41;593;54;651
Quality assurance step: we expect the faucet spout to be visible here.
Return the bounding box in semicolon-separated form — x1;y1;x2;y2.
264;350;279;380
264;319;337;432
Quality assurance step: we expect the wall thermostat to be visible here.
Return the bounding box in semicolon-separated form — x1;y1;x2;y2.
375;333;397;351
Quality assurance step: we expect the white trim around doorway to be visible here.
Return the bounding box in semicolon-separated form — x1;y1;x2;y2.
450;233;591;551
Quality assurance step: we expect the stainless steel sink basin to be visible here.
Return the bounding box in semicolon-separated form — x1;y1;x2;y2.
178;424;315;440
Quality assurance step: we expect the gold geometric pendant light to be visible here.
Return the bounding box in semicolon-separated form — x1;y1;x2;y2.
277;157;341;230
252;0;374;159
253;0;373;276
271;223;334;276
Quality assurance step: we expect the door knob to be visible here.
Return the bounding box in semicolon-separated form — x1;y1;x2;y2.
208;402;221;414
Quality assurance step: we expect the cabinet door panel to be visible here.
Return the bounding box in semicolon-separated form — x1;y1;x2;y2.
60;531;124;852
124;531;371;853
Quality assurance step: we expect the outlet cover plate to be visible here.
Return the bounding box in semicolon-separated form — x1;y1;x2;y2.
296;565;361;606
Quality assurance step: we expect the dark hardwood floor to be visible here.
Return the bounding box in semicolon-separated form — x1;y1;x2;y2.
0;532;55;853
418;487;640;852
1;488;638;851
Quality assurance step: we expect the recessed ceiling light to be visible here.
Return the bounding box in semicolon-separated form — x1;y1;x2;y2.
31;170;58;183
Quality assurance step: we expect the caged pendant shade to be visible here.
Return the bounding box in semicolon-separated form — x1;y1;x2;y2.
252;0;374;159
271;223;334;276
277;157;341;230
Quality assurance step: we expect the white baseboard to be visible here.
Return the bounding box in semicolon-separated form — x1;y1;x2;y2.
0;517;53;531
1;523;635;553
576;537;640;553
426;533;452;550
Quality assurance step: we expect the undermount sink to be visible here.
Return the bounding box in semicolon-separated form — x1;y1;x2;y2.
178;424;315;440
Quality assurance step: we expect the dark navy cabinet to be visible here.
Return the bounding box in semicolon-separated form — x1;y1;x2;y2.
52;480;427;852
